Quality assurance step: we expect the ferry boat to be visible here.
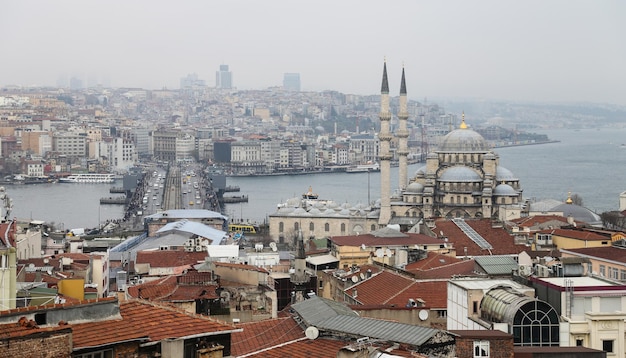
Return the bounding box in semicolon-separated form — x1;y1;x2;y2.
346;162;380;173
59;173;115;184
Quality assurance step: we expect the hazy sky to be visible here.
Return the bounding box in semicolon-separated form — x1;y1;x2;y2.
2;1;625;105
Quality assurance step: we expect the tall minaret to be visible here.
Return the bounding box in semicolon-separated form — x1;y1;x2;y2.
397;66;409;191
378;61;393;226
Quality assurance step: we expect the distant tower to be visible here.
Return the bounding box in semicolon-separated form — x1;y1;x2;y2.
397;67;409;191
283;73;301;91
216;65;232;89
378;61;393;226
289;229;310;303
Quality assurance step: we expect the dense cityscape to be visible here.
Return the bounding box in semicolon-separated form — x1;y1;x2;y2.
0;65;625;358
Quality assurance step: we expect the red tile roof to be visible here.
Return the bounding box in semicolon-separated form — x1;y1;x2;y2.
406;252;462;270
136;250;207;267
0;318;71;339
126;275;219;301
214;261;270;273
231;317;304;356
561;246;626;264
345;270;448;309
71;299;239;349
434;219;527;256
511;215;573;229
411;259;477;280
330;232;443;247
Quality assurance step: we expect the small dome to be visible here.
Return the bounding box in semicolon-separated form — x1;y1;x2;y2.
308;208;322;216
406;182;425;193
496;166;517;181
323;208;336;216
438;127;489;152
414;165;427;177
494;183;517;196
290;207;308;216
439;167;482;182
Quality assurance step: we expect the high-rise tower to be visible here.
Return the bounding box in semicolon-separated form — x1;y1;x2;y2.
216;64;232;89
378;61;393;226
397;67;409;191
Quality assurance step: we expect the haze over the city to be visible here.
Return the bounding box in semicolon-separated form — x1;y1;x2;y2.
2;0;625;105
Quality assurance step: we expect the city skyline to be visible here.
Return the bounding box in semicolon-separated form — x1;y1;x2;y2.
2;0;625;105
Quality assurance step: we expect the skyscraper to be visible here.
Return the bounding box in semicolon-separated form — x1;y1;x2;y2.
283;73;301;92
216;64;232;89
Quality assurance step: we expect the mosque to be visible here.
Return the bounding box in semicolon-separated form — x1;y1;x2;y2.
269;63;525;241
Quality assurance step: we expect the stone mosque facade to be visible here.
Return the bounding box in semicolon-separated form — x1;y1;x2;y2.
269;62;523;241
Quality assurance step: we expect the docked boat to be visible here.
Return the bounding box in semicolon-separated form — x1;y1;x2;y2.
346;163;380;173
59;173;115;184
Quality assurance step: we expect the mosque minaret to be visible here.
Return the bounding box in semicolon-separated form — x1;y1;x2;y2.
397;66;410;191
377;61;393;226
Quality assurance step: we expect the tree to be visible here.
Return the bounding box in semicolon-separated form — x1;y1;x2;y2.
600;211;626;230
570;193;583;206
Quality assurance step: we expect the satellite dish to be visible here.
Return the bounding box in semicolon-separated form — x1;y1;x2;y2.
361;243;366;251
351;275;359;283
418;310;429;321
385;249;393;257
375;249;384;258
270;242;278;252
305;326;319;340
359;273;365;280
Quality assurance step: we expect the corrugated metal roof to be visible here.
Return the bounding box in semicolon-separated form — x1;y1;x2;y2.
474;255;518;275
291;296;440;346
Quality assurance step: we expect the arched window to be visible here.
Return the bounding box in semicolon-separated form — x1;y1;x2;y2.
340;223;346;232
279;222;284;233
325;223;330;232
371;224;376;231
309;222;314;231
294;222;299;231
464;197;468;204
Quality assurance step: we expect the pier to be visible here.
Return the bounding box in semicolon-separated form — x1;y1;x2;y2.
222;195;248;203
100;197;128;205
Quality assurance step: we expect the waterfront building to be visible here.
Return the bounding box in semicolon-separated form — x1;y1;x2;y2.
53;132;87;158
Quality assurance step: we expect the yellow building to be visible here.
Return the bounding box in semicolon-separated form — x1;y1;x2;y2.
538;228;611;250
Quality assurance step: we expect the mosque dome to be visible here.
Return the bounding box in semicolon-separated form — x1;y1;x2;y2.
437;121;489;152
406;182;425;193
494;183;517;196
439;167;482;182
496;166;518;181
552;203;601;225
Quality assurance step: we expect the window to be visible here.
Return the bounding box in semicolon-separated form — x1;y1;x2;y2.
473;340;489;357
340;223;346;233
600;265;606;277
437;310;447;318
325;223;330;232
309;222;314;231
602;340;614;353
473;301;478;314
576;338;583;346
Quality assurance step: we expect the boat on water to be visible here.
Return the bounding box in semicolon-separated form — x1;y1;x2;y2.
59;173;116;184
302;186;319;199
346;163;380;173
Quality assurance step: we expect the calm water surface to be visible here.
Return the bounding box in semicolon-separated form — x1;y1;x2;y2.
6;127;626;228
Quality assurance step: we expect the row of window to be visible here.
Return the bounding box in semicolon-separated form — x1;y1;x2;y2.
277;221;378;233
